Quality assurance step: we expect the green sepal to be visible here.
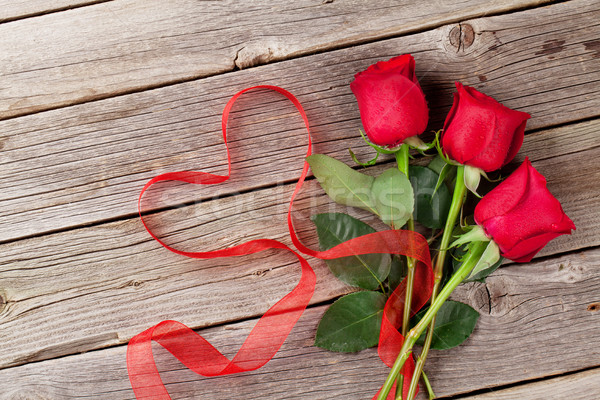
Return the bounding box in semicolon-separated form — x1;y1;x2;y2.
403;136;434;151
466;240;502;282
358;129;401;154
349;147;379;167
449;225;490;249
464;165;484;197
450;240;504;283
480;169;502;183
434;130;461;166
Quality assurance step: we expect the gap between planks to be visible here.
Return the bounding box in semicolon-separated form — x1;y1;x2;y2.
0;0;114;24
447;367;600;399
1;0;599;243
0;245;599;398
0;0;562;120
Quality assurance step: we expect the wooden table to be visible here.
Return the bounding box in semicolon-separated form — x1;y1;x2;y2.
1;1;599;398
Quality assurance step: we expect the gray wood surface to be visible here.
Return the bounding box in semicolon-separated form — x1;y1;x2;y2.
0;0;110;22
0;247;598;399
466;368;600;400
1;0;599;243
1;0;598;399
0;0;554;119
0;120;594;371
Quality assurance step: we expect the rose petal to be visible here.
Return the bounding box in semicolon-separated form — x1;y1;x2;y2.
442;83;530;171
475;159;575;262
351;55;428;146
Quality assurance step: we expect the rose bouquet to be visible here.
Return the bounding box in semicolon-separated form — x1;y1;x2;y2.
307;55;575;399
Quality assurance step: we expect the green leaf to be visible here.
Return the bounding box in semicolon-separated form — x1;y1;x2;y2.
312;213;391;290
426;155;447;175
315;291;387;352
307;154;378;215
387;255;407;292
415;300;479;349
371;168;414;228
409;166;451;229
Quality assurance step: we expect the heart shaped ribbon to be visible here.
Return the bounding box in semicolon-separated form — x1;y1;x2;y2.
128;85;434;399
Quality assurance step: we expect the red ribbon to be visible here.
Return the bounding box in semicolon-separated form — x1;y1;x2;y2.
128;85;434;399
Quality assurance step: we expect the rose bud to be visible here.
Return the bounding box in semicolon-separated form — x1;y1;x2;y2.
474;158;575;263
350;54;429;146
442;82;531;172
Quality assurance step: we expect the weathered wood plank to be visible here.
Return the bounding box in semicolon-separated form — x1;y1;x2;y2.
0;247;598;399
0;1;110;22
1;0;599;243
463;368;600;400
0;122;594;371
0;0;554;119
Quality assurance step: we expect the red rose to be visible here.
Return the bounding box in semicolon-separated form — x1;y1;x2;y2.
442;82;530;172
474;158;575;262
350;54;428;146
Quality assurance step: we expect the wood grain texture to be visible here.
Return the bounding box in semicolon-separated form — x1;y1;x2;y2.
464;368;600;399
1;0;599;243
0;0;554;119
1;1;597;397
0;247;598;399
0;0;111;22
0;119;593;371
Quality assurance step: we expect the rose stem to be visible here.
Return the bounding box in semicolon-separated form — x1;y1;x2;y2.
404;165;467;400
394;145;416;336
421;370;435;400
394;144;416;398
376;238;486;400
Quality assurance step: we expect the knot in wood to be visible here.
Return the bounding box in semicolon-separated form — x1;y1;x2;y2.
587;302;600;312
0;294;5;313
234;41;283;70
449;24;475;51
253;268;271;277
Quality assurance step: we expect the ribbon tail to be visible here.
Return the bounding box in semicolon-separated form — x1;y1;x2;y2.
127;326;172;400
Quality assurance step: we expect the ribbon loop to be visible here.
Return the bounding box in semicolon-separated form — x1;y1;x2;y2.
129;86;434;400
